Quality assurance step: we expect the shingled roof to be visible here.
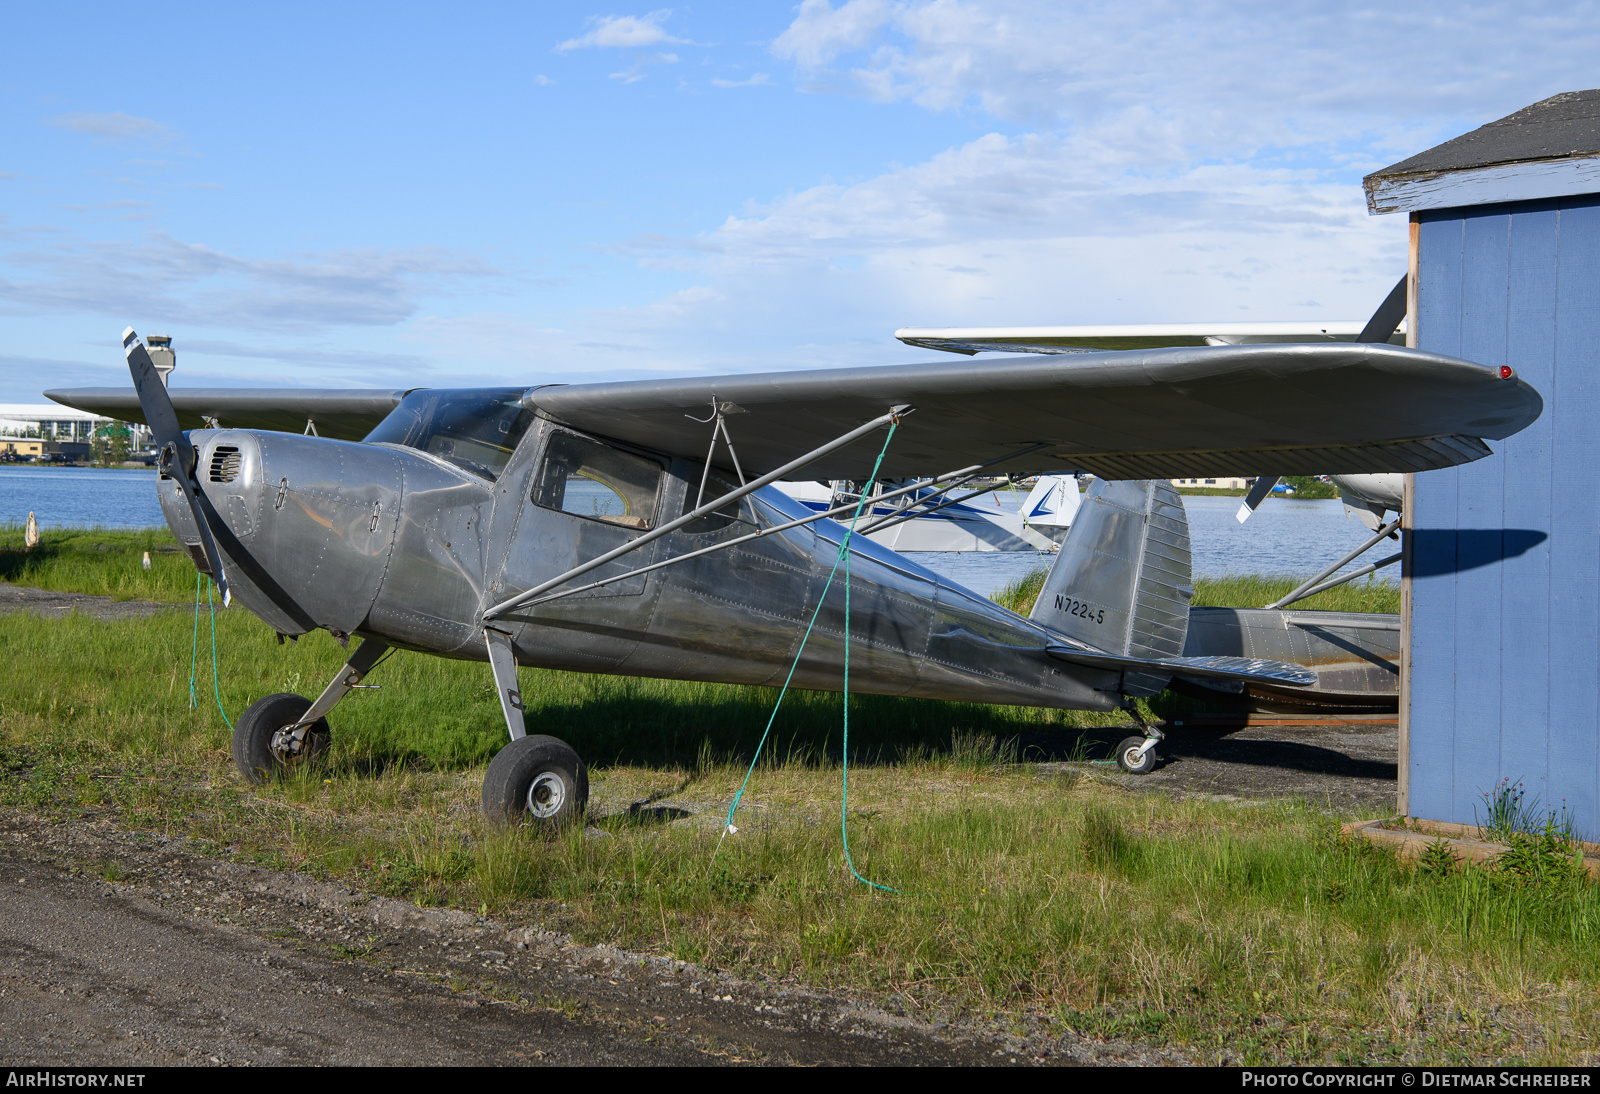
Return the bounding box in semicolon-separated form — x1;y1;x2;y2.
1364;90;1600;214
1374;90;1600;177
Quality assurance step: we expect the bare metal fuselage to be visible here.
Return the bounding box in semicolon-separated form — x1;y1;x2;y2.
163;421;1126;713
161;418;1401;718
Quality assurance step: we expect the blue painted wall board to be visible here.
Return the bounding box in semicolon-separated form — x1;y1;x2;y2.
1498;205;1559;805
1449;209;1510;822
1549;200;1600;836
1408;216;1465;821
1410;194;1600;836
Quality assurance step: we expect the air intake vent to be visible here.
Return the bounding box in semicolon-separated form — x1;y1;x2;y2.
208;446;241;483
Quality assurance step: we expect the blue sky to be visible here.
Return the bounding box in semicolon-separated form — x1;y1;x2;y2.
3;1;1597;402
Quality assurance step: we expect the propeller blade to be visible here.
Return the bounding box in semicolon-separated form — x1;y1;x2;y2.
1357;274;1408;344
1236;475;1280;524
124;328;230;602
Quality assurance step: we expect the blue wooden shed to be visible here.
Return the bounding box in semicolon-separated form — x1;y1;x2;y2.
1363;90;1600;832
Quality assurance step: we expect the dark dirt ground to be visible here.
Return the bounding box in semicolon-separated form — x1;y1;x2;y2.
1;584;1401;1066
1031;720;1400;818
0;583;178;622
0;811;1101;1066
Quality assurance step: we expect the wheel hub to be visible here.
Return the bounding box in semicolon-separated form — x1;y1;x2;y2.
270;725;307;763
526;772;567;819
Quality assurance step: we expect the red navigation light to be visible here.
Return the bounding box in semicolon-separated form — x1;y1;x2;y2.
1500;366;1514;379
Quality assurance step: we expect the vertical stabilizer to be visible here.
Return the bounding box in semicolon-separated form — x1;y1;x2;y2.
1029;479;1192;696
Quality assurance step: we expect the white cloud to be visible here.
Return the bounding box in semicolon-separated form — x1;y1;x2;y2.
711;73;772;89
771;0;891;67
0;231;500;333
609;52;679;83
546;0;1598;379
557;125;1413;380
559;10;685;51
770;1;1600;147
46;112;179;144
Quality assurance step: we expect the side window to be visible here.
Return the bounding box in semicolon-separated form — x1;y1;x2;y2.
532;431;663;530
681;470;746;535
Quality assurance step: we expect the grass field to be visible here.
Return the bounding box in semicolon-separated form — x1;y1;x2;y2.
0;524;194;602
8;529;1599;1064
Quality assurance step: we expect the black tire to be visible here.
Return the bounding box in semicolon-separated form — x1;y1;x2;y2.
482;735;588;827
1115;735;1158;775
232;693;330;785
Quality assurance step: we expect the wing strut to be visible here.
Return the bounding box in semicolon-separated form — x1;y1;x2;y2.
1263;517;1401;609
499;444;1050;612
481;406;914;622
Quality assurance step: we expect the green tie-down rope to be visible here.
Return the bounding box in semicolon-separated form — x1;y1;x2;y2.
716;421;900;894
190;572;234;730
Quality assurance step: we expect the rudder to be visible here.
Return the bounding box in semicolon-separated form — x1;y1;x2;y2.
1028;478;1193;696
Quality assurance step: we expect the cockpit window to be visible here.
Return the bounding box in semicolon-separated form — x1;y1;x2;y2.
681;469;747;535
531;430;663;530
363;388;532;481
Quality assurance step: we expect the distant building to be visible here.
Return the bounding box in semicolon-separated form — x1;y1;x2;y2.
0;404;150;452
1170;477;1252;490
0;439;44;458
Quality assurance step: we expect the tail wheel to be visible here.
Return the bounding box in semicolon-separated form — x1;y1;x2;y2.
232;692;330;784
482;735;588;827
1115;735;1158;775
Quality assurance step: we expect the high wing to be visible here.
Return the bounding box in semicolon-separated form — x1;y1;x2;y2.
525;343;1540;481
43;388;411;442
894;322;1406;356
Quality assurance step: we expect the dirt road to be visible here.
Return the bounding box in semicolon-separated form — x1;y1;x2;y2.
0;811;1131;1066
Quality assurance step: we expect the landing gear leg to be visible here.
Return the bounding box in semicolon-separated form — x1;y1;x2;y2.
480;627;588;826
483;627;526;741
232;636;389;783
1114;701;1164;776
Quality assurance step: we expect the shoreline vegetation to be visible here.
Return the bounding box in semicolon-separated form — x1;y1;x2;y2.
0;462;154;470
11;527;1597;1065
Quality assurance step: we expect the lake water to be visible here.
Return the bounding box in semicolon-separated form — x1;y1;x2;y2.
1;466;165;529
1;467;1388;598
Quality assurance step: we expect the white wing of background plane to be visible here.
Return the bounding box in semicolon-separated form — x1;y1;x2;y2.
893;322;1406;356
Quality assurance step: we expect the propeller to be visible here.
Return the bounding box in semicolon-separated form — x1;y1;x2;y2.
1235;274;1409;524
1356;273;1409;346
124;327;231;602
1235;474;1280;524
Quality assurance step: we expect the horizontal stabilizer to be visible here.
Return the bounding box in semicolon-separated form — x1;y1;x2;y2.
1045;644;1317;687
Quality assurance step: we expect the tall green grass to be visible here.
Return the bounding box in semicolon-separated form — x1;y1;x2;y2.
0;607;1111;777
0;524;194;602
3;596;1598;1061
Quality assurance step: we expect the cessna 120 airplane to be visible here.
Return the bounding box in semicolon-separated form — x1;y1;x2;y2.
47;313;1540;821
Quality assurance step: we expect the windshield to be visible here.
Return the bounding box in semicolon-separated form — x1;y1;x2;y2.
364;388;533;481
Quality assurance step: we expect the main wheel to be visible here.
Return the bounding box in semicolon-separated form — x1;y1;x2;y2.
482;735;588;827
1115;735;1158;775
232;693;330;785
